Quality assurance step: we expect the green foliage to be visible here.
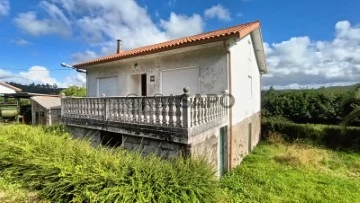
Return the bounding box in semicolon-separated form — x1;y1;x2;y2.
7;82;63;95
0;125;217;203
220;141;360;202
60;86;86;97
341;84;360;128
262;119;360;150
262;85;360;125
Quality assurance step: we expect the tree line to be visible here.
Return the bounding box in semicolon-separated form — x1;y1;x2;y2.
262;84;360;126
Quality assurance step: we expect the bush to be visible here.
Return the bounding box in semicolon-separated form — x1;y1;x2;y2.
262;86;360;125
262;119;360;150
0;125;218;203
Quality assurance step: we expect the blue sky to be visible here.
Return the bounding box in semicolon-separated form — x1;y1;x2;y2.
0;0;359;88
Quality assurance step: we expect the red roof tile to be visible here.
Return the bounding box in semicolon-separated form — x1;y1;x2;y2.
74;21;260;68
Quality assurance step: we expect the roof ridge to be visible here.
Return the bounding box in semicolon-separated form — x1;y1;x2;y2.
74;20;261;67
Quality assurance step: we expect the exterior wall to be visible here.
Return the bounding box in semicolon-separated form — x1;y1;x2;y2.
31;101;61;126
231;112;261;166
67;126;102;146
49;108;61;125
188;121;229;175
229;34;262;168
122;135;187;157
86;44;228;97
0;85;16;94
229;34;261;123
31;101;47;125
66;126;186;157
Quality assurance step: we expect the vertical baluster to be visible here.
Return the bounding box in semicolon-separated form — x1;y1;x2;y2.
198;97;203;125
148;98;154;124
155;97;161;125
143;97;148;124
175;96;182;127
161;97;168;126
204;97;208;122
137;98;141;123
168;96;175;126
131;98;136;123
121;99;125;122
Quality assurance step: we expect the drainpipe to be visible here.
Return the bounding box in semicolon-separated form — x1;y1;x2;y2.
224;40;233;170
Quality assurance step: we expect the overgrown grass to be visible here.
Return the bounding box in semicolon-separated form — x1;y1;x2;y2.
0;125;218;203
221;136;360;202
0;175;48;203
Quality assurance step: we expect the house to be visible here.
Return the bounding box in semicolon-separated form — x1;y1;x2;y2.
0;82;22;96
61;20;267;175
31;96;61;126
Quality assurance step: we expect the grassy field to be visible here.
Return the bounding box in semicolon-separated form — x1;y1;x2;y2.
0;124;359;202
221;134;360;202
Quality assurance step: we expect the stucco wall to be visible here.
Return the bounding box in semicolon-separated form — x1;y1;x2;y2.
86;44;228;97
188;121;229;175
229;34;261;124
231;112;261;167
0;85;16;94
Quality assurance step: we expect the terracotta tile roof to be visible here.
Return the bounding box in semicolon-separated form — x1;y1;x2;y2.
0;82;22;92
74;20;260;68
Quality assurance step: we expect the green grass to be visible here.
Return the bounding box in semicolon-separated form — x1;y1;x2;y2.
0;124;218;203
1;124;359;202
220;137;360;202
0;175;48;203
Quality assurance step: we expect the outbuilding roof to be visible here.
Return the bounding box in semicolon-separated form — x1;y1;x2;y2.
74;21;261;68
31;96;61;110
0;82;22;92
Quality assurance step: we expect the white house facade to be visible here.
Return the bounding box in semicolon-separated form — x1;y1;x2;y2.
61;21;267;175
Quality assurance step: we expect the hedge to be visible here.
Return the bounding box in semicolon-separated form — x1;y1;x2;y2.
262;120;360;150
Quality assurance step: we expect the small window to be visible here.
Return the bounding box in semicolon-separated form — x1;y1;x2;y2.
248;75;252;98
39;111;45;116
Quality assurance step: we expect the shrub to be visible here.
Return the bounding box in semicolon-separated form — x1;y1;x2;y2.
262;120;360;150
0;125;218;203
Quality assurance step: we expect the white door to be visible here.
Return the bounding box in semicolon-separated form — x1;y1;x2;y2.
161;67;200;95
98;77;118;97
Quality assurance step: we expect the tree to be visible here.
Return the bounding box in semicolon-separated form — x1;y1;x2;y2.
60;86;86;97
341;84;360;128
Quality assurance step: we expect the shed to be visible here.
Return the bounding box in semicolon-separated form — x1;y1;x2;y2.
31;96;61;126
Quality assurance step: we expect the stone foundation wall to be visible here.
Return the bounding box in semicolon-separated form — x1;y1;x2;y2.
231;111;261;167
67;126;101;146
66;126;186;157
122;135;187;157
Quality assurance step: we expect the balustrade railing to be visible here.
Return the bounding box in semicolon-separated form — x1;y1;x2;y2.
61;89;228;129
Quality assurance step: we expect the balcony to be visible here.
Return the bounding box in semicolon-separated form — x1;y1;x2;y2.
61;90;229;142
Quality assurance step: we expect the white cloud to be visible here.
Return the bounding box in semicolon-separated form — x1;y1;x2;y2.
0;0;9;16
160;12;204;39
12;38;31;46
71;50;98;64
19;66;58;85
14;0;206;54
264;20;360;89
64;73;86;87
14;11;71;36
204;4;231;22
0;66;64;86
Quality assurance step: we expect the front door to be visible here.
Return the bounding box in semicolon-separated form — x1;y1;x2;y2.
219;126;228;176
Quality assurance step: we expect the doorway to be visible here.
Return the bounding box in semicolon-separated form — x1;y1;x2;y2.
141;74;147;96
219;125;229;176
